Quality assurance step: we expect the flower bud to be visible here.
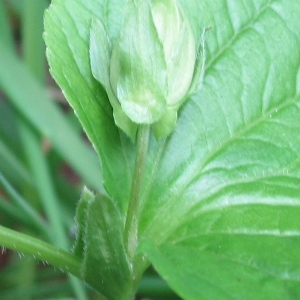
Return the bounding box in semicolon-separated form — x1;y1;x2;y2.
151;0;196;109
90;0;205;139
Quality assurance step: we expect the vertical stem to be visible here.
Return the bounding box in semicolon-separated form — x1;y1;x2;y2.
124;125;150;260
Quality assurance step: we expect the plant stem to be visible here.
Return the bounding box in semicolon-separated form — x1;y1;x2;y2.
0;225;82;278
124;125;150;260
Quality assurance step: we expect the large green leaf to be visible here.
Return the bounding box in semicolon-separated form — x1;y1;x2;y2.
45;0;300;298
140;0;300;241
137;0;300;298
139;238;300;300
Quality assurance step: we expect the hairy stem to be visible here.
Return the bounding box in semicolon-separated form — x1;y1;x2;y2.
0;225;81;278
124;125;150;260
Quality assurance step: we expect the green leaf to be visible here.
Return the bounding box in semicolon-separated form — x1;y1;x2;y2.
90;17;137;139
44;0;136;213
73;187;95;257
81;193;133;299
140;239;300;300
137;0;300;298
89;17;111;97
92;0;128;45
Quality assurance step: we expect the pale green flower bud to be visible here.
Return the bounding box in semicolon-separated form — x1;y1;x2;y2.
90;0;205;140
151;0;196;108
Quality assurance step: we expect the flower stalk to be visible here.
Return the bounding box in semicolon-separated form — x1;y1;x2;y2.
124;125;150;260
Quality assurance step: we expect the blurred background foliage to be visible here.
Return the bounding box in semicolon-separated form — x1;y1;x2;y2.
0;0;178;299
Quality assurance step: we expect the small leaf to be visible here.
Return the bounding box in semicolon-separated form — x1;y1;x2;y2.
89;17;111;91
82;193;133;299
90;17;137;140
72;187;95;258
44;0;136;213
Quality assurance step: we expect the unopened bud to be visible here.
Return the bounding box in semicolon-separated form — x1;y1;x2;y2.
90;0;205;139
